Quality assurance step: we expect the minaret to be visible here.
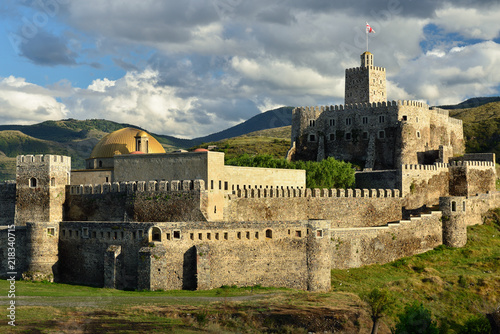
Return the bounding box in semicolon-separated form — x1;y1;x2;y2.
344;52;387;105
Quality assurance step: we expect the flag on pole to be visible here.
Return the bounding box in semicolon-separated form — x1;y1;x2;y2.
366;22;375;33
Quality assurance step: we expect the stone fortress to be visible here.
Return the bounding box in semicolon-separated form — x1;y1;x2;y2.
0;52;498;292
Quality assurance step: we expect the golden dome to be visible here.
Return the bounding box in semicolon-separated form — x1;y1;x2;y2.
89;127;165;159
135;130;148;137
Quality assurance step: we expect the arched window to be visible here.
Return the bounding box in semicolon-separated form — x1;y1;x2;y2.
265;229;273;239
29;177;37;188
98;160;103;168
50;177;56;187
151;227;161;242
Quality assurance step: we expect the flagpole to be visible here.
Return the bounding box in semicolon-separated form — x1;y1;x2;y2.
365;22;368;51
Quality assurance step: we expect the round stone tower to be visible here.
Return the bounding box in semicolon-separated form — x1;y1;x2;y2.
24;222;59;281
306;220;331;291
439;196;468;247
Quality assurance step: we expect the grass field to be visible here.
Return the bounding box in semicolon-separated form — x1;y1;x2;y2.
0;211;499;333
191;126;291;160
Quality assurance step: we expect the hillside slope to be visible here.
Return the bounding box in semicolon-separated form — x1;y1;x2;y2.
192;126;291;159
192;106;293;144
439;96;500;110
449;101;500;161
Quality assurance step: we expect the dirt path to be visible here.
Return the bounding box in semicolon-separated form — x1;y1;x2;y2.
0;294;273;307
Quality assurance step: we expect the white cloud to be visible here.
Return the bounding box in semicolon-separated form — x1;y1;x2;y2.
392;41;500;105
88;78;116;92
0;76;68;124
435;6;500;40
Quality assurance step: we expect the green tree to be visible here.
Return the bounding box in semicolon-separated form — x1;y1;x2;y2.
225;154;355;189
361;288;394;334
458;315;491;334
393;303;439;334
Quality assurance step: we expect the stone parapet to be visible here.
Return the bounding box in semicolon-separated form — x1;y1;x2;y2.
230;188;400;199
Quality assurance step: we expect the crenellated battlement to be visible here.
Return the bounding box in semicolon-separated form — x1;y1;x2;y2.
17;154;71;166
450;160;495;168
68;179;206;195
346;66;386;73
295;100;430;114
401;162;450;171
231;187;400;199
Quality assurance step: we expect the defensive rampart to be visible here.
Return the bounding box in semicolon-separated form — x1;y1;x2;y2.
331;211;443;269
400;163;450;209
58;220;331;291
0;181;16;226
0;226;28;279
65;180;207;222
225;188;402;226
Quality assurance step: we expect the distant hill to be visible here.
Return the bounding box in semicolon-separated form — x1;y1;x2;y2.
192;107;293;144
192;126;292;160
438;96;500;110
449;101;500;161
2;97;500;181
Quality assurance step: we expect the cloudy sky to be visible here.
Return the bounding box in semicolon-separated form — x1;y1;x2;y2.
0;0;500;138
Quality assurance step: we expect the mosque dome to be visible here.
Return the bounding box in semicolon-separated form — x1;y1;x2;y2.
89;127;166;159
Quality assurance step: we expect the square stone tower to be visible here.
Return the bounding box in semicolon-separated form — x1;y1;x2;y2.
345;52;386;104
15;155;71;225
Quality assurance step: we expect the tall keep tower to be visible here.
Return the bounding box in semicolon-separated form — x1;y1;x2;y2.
345;52;386;105
15;155;71;225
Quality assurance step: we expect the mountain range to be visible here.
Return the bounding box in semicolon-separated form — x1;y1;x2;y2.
0;98;499;181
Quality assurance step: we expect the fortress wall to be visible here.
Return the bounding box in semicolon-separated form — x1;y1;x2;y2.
224;166;306;191
0;226;28;279
16;155;71;225
113;152;216;183
465;192;500;226
398;104;432;165
65;180;206;222
58;222;151;288
429;108;464;157
355;170;399;190
224;189;403;226
330;211;442;269
0;181;16;226
451;153;496;163
146;220;330;291
58;221;331;291
400;163;450;209
70;169;113;186
449;162;497;197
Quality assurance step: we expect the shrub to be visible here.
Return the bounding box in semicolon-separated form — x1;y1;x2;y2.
458;315;491;334
225;154;355;188
393;302;439;334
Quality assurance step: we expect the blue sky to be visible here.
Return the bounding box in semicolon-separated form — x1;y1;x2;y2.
0;0;500;138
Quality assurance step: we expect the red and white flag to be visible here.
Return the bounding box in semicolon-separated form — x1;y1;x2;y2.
366;22;375;33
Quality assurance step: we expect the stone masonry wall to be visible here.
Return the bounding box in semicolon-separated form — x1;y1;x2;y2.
330;211;442;269
58;221;150;288
64;180;207;222
58;221;331;291
400;163;450;209
15;155;71;226
224;188;402;227
0;226;28;279
0;181;16;226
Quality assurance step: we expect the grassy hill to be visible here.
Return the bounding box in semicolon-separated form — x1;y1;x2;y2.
191;126;292;160
192;106;293;144
449;101;500;161
0;120;197;180
439;96;500;110
1;97;500;181
1;211;498;333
